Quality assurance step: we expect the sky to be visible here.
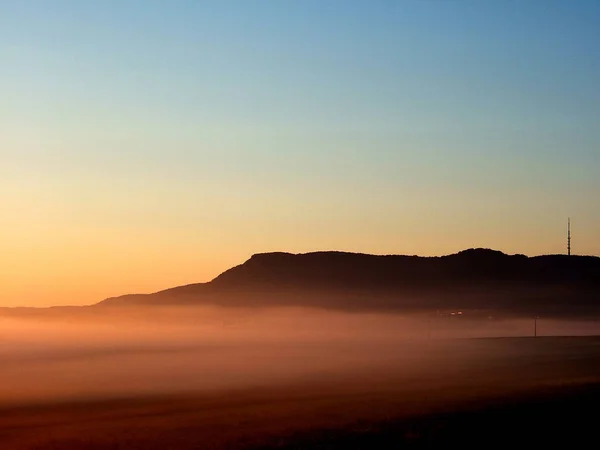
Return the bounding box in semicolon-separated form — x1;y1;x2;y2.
1;0;599;307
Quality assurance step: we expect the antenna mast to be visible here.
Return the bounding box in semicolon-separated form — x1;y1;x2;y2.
567;218;571;256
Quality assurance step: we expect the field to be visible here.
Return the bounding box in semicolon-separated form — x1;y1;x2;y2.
1;332;599;449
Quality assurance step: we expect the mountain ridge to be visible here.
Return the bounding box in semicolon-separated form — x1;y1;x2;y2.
95;248;600;316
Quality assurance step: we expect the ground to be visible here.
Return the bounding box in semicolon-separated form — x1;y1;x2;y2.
1;336;599;449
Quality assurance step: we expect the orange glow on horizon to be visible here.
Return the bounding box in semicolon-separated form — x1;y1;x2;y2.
2;223;597;307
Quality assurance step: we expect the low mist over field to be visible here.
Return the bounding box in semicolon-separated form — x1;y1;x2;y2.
2;305;599;408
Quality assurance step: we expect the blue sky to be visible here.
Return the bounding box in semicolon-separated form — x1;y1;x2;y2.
1;0;599;305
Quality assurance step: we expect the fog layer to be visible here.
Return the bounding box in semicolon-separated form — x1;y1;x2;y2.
1;306;599;407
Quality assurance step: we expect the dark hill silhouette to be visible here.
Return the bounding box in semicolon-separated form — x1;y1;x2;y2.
96;248;600;317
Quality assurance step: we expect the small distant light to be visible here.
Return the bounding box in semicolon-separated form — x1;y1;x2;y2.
450;312;456;315
457;311;463;315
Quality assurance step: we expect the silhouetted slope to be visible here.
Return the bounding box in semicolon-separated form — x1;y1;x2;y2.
211;249;527;288
97;249;600;315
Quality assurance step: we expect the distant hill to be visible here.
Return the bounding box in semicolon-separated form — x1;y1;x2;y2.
96;249;600;317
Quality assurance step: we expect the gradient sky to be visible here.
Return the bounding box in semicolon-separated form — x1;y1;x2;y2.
1;0;599;306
